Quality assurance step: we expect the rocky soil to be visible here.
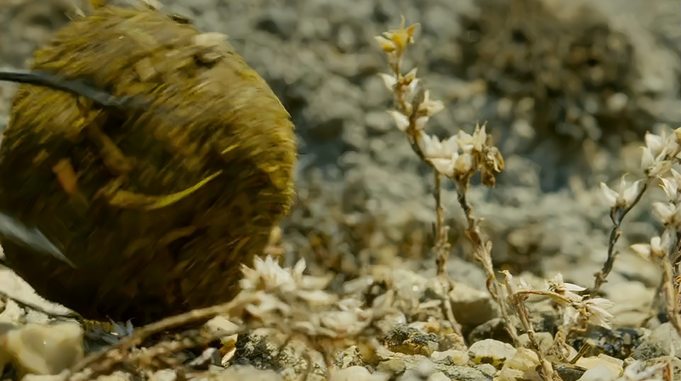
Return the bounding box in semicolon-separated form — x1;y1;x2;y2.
1;0;681;380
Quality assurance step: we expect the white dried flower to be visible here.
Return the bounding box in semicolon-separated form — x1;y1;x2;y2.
387;110;410;132
471;124;488;152
456;130;475;153
456;124;488;154
548;273;585;303
240;256;297;292
374;35;398;53
245;293;292;319
599;176;644;209
418;132;458;159
454;153;474;178
485;146;505;173
651;201;681;227
640;146;656;170
406;78;420;98
414;115;430;131
582;297;614;329
630;228;675;260
378;73;397;90
418;89;444;117
645;131;666;157
418;132;461;177
659;177;678;201
641;146;673;177
671;168;681;189
562;305;580;327
404;67;418;84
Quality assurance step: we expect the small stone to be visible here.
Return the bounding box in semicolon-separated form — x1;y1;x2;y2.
93;371;133;381
468;339;517;368
644;322;681;358
601;281;654;327
517;332;553;354
475;363;497;378
211;365;283;381
437;365;489;381
577;365;619;381
468;318;514;343
556;364;586;381
384;325;439;356
377;358;407;374
204;316;240;336
149;369;177;381
430;350;469;366
20;372;68;381
334;345;364;368
449;283;497;326
3;322;83;377
330;366;389;381
426;371;450;381
576;355;623;380
498;348;541;381
397;359;439;381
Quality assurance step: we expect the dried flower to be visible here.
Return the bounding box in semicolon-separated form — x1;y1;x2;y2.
547;273;585;303
645;131;667;157
599;176;644;209
240;256;297;292
641;132;675;176
581;297;614;329
651;201;681;226
417;132;477;178
630;228;675;260
387;110;410;132
378;73;397;90
659;177;678;201
417;90;444;117
375;17;418;54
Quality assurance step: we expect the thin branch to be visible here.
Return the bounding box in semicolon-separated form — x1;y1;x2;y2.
591;182;648;293
68;294;255;377
456;184;519;344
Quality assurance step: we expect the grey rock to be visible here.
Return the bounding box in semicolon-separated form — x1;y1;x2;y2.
468;339;517;368
255;7;298;38
449;282;498;326
639;323;681;359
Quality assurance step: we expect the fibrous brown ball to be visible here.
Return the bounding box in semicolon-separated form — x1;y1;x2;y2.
0;4;296;324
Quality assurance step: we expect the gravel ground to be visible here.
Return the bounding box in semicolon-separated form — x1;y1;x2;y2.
1;0;681;379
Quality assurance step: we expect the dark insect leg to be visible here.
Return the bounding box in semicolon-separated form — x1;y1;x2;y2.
0;70;134;109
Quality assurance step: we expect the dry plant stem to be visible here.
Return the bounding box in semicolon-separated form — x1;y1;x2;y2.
456;185;519;344
434;172;450;277
134;332;217;372
385;36;463;340
432;172;463;339
592;182;648;293
69;294;254;377
503;276;557;381
661;257;681;336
